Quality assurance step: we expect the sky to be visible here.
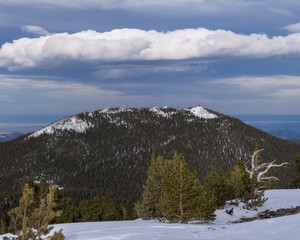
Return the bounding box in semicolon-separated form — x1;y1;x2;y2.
0;0;300;115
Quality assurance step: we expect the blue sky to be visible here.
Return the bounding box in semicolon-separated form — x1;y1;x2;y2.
0;0;300;115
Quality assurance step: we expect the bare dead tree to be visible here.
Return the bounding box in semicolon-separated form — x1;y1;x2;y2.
246;149;289;182
245;149;265;179
257;161;289;182
245;149;289;208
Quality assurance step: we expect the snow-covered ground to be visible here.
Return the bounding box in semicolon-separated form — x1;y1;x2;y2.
1;190;300;240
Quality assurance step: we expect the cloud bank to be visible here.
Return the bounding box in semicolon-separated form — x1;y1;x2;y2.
1;28;300;70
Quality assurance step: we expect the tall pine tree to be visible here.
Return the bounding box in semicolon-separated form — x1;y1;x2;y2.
205;167;231;207
135;153;175;219
228;158;250;206
0;218;6;234
159;154;216;223
292;153;300;189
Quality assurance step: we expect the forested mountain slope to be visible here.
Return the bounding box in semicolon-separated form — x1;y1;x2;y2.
0;106;299;210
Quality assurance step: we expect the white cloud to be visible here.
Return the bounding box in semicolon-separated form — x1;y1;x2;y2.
283;22;300;33
22;25;51;36
1;28;300;70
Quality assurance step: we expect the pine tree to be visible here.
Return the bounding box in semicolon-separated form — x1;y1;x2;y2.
205;167;231;207
78;196;121;222
102;198;121;221
248;173;266;209
78;199;95;222
159;154;216;223
8;183;34;240
228;158;249;206
31;185;63;239
121;206;128;220
135;153;175;219
51;192;74;224
292;153;300;189
0;218;6;234
7;183;64;240
55;204;79;223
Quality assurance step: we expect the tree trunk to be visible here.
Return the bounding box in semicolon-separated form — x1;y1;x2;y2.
179;159;184;223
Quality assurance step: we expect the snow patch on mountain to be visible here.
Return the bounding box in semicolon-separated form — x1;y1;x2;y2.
101;107;132;114
29;116;93;138
149;107;175;117
186;106;217;119
29;105;216;138
150;106;218;119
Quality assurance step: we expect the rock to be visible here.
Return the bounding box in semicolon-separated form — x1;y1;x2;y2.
231;206;300;223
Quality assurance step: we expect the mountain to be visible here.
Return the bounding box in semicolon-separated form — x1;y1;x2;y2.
0;106;299;211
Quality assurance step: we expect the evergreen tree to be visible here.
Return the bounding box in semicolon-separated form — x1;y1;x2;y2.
121;206;128;220
228;158;249;206
247;173;267;209
159;154;216;223
135;153;175;219
51;192;74;224
101;198;121;221
77;196;120;222
54;205;79;223
6;183;64;240
8;183;34;239
0;218;6;234
31;185;62;239
292;153;300;189
205;167;231;207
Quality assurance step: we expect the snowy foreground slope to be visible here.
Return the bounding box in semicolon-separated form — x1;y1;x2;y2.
2;190;300;240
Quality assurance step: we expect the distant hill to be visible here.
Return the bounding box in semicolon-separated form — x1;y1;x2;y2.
0;106;299;211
